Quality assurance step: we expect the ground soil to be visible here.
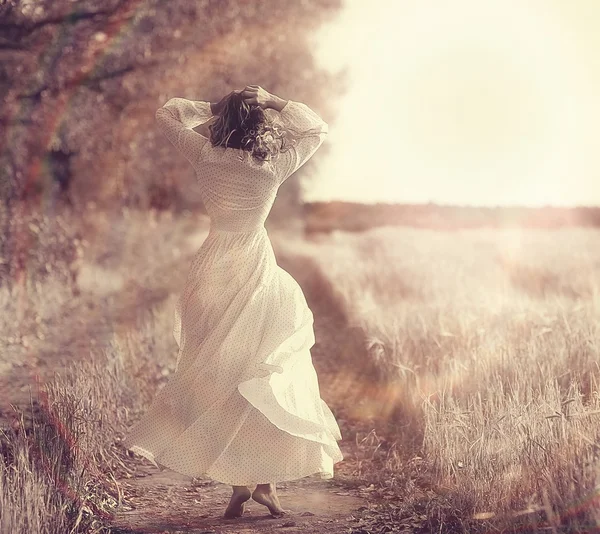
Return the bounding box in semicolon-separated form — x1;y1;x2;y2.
110;455;372;534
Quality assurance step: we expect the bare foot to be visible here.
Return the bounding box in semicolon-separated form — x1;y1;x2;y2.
224;486;251;519
251;483;287;518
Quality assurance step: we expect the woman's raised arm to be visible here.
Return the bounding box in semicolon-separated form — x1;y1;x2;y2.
155;97;214;165
270;98;329;183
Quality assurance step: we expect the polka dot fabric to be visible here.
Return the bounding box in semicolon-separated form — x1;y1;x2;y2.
121;97;343;485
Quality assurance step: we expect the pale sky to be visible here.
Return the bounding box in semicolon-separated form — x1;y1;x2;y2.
306;0;600;206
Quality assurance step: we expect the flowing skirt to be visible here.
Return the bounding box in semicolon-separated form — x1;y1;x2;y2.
122;226;343;485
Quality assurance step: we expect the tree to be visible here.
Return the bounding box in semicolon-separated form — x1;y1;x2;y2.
0;0;344;215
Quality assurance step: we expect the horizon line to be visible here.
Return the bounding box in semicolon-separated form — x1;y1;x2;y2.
303;200;600;210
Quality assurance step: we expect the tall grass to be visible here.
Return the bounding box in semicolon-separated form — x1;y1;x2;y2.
0;404;74;534
301;226;600;532
0;302;178;533
0;206;194;533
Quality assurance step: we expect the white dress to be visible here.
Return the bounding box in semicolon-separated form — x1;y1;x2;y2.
122;96;344;485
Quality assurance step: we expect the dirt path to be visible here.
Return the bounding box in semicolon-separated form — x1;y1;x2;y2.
111;453;370;534
1;220;384;534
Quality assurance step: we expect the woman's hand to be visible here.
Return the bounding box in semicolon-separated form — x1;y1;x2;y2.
241;85;273;109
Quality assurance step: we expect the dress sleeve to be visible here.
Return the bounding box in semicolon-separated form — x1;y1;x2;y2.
275;100;328;183
155;98;213;165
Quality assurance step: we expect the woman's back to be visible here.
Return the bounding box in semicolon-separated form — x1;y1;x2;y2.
155;97;329;232
195;148;281;232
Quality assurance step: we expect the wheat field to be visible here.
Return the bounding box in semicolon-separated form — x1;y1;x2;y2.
288;225;600;531
2;209;599;532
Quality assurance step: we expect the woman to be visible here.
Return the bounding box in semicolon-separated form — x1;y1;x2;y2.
121;85;344;519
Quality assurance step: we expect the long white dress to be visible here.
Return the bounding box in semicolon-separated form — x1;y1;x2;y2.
121;96;343;485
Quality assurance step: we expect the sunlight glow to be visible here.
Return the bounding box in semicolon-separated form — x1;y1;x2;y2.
308;0;600;206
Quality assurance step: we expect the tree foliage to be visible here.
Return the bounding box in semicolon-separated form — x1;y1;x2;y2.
0;0;344;215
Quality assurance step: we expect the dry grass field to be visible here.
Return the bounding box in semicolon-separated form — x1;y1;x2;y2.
284;225;600;532
1;207;599;533
0;207;206;533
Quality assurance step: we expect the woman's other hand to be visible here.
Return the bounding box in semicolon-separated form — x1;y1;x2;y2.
241;85;273;109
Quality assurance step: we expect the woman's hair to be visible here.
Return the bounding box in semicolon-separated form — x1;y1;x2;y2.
208;92;289;163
